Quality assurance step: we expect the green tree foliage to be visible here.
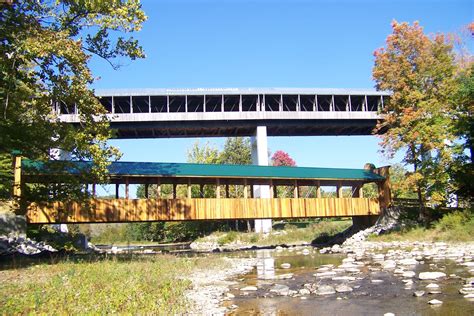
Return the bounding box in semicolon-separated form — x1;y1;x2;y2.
390;163;417;199
450;62;474;202
373;21;471;219
0;0;146;199
219;138;252;165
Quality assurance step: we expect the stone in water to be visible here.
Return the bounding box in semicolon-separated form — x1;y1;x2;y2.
419;272;446;280
240;286;258;291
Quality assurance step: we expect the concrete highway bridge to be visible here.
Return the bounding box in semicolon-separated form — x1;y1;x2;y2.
56;88;389;138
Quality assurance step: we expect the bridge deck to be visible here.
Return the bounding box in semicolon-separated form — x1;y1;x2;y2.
26;197;380;224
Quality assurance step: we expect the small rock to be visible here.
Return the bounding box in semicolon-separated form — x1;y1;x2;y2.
240;286;258;291
419;272;446;280
399;258;418;266
384;313;395;316
332;276;356;281
274;273;294;280
270;284;290;296
316;267;331;272
371;279;384;284
428;299;443;305
382;260;397;269
335;285;353;293
280;263;291;269
465;277;474;286
342;257;355;264
413;291;425;297
464;294;474;298
426;283;439;289
402;271;416;278
429;290;442;294
316;285;336;295
459;287;474;295
314;271;337;278
372;254;385;261
345;268;361;274
299;288;311;295
302;249;310;255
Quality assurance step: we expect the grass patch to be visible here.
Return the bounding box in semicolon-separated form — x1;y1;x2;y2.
368;210;474;243
199;219;351;247
0;255;224;314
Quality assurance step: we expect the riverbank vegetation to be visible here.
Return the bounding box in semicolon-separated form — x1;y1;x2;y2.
195;219;351;247
0;255;227;314
368;209;474;242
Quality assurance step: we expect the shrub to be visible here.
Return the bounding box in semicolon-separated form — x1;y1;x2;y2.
217;231;238;246
435;211;470;232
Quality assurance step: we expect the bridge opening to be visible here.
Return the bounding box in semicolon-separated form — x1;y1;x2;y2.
150;96;167;112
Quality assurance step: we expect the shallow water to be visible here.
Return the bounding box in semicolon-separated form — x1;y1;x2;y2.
222;248;474;316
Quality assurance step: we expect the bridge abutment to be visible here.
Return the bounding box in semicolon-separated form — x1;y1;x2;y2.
251;126;272;233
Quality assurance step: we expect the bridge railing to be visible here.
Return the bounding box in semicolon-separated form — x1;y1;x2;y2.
55;92;388;115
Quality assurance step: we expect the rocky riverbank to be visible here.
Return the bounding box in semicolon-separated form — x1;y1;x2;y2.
0;235;57;256
185;257;257;315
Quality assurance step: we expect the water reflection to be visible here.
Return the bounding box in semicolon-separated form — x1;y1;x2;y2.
233;249;474;316
256;250;275;281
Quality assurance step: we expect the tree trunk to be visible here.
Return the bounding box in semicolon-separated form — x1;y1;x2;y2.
246;220;251;232
412;144;429;224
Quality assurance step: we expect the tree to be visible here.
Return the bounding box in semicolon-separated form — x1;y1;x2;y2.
219;138;252;165
389;164;417;199
373;21;463;220
187;141;220;165
271;150;297;198
450;62;473;202
0;1;146;199
271;150;296;167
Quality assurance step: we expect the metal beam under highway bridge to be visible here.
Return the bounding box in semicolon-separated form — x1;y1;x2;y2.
55;88;390;233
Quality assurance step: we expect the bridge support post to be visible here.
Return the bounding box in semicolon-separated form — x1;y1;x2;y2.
351;182;377;229
49;148;71;233
251;126;272;233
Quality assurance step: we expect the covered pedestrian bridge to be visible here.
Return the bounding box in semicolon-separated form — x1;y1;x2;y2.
17;158;391;224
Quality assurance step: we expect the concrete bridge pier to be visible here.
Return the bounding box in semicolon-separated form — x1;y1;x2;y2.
251;126;272;233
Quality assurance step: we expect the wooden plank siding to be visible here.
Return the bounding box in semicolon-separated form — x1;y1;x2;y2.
26;197;380;224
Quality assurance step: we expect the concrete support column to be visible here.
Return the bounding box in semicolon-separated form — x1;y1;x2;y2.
251;126;272;233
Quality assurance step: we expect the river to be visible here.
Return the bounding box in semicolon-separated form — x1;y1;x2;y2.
219;246;474;315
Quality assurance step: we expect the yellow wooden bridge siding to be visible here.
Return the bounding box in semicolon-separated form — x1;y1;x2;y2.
26;197;380;224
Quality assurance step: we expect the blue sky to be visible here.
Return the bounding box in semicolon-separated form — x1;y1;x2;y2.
90;0;472;169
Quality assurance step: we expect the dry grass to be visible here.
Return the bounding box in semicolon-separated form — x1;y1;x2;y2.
0;255;225;315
